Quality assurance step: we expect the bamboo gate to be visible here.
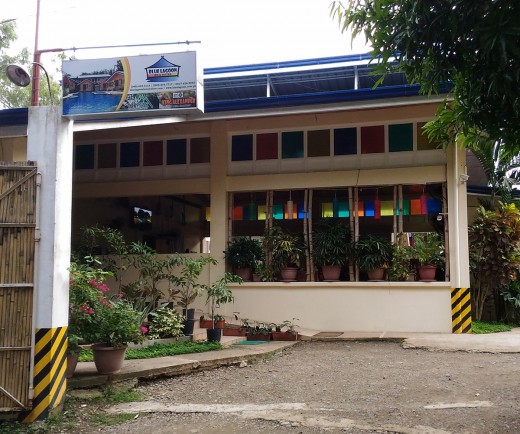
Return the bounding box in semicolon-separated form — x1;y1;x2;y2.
0;161;37;412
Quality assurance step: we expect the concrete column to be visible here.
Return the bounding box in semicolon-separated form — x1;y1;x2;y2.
24;106;73;422
446;143;471;333
208;121;229;281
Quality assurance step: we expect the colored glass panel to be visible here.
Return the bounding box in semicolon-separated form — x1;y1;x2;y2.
248;202;257;221
256;133;278;160
389;123;413;152
205;207;211;222
365;200;375;217
97;142;117;168
322;202;333;218
143;141;163;166
361;125;385;154
232;206;243;220
338;201;349;217
307;129;330;157
75;144;94;170
284;202;298;219
258;205;267;220
334;127;357;155
281;131;304;158
357;201;365;217
273;203;284;219
417;122;438;150
120;141;140;167
381;201;394;216
166;139;187;165
190;137;210;163
410;199;422;215
297;203;308;219
427;198;442;214
231;134;253;161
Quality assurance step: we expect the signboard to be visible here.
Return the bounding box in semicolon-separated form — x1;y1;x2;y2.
62;51;203;117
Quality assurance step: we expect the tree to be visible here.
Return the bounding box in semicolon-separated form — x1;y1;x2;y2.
471;140;520;207
0;21;60;108
331;1;520;153
469;203;520;321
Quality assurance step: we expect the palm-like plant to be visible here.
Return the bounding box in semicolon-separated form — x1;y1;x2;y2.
471;139;520;207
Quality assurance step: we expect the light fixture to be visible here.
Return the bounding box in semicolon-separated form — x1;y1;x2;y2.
459;174;470;183
436;212;448;221
286;191;293;220
6;62;53;105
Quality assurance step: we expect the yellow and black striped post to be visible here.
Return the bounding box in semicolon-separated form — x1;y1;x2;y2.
23;327;68;423
452;288;472;333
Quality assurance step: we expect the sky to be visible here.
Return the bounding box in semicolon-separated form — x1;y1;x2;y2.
3;0;369;76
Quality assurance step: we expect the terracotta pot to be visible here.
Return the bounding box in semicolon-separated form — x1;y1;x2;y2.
223;326;247;336
280;267;298;281
91;344;127;375
271;331;298;341
246;332;271;341
367;267;385;281
66;352;78;379
234;267;252;281
417;265;437;281
321;265;341;281
200;319;213;328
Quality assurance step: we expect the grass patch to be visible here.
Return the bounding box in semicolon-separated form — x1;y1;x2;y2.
78;340;222;362
90;413;137;426
472;321;513;334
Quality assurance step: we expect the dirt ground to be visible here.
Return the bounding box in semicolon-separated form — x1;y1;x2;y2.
70;341;520;433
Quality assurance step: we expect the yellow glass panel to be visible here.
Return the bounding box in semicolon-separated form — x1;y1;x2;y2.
258;205;267;220
381;201;394;216
322;202;333;218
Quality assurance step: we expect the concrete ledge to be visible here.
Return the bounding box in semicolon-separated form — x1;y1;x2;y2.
68;341;298;389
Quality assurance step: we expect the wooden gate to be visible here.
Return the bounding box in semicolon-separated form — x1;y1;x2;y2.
0;161;37;412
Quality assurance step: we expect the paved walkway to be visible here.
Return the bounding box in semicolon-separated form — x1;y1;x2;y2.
68;327;520;390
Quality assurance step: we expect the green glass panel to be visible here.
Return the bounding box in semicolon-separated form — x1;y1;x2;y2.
389;123;413;152
281;131;304;158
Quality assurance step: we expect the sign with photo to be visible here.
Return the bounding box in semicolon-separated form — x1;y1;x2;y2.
62;51;203;117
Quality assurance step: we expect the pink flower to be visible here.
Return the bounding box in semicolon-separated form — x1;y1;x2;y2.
140;326;148;334
80;305;94;315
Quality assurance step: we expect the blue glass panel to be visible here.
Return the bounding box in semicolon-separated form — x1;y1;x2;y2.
75;144;94;170
427;198;442;214
120;142;140;167
167;139;187;165
338;201;349;217
365;200;375;217
231;134;253;161
334;127;357;155
273;203;284;219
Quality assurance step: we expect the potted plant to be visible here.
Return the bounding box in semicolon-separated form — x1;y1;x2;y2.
223;312;247;336
169;255;217;335
271;318;299;341
224;237;263;281
312;219;352;281
69;261;147;375
388;233;415;281
354;235;393;281
411;232;444;281
204;272;242;342
147;305;185;339
241;319;272;341
264;226;307;281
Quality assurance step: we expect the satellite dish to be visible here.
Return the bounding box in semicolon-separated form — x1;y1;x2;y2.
6;64;31;87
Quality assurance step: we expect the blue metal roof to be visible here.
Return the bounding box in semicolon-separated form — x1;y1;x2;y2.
0;108;28;126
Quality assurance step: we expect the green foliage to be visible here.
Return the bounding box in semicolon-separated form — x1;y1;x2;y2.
264;225;307;270
354;235;393;271
205;272;242;327
240;318;272;335
388;244;414;281
469;203;520;320
78;341;222;361
69;261;146;348
311;219;352;267
411;232;444;266
471;321;513;334
331;0;520;153
224;237;264;269
169;255;218;309
147;305;185;339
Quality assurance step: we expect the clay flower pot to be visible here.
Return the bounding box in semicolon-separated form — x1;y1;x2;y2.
91;344;127;375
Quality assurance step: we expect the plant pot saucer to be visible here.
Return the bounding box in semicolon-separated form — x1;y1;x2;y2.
280;279;297;282
367;279;385;282
418;279;437;282
322;279;340;282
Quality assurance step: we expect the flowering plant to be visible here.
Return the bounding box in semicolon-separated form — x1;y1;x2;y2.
69;260;147;349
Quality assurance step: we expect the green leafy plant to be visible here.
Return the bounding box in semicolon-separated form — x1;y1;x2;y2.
411;232;444;266
240;319;272;335
69;261;147;349
469;203;520;320
147;305;185;339
205;272;242;328
388;241;414;281
224;237;264;270
264;226;307;270
273;318;299;335
311;219;352;267
354;235;393;272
